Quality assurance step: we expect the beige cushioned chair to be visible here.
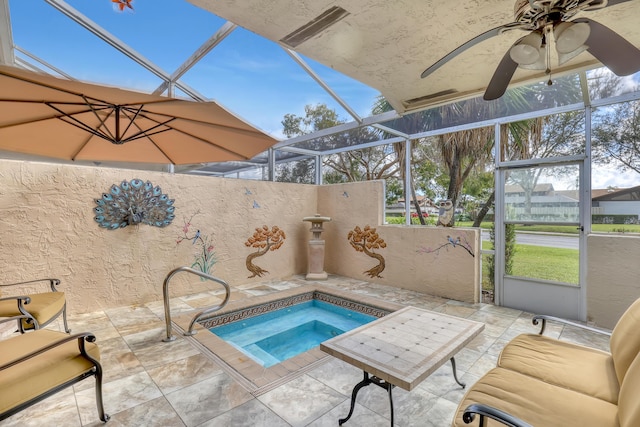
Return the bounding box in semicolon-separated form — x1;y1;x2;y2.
0;278;69;333
453;298;640;426
0;316;108;423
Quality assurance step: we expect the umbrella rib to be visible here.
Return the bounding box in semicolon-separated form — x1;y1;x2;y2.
80;95;120;142
68;109;121;162
122;108;263;158
57;116;118;144
147;124;249;159
122;110;249;161
2;95;270;140
0;101;111;130
154;113;270;138
120;113;178;163
116;106;178;143
119;105;144;140
113;103;272;139
46;102;115;141
0;68;177;110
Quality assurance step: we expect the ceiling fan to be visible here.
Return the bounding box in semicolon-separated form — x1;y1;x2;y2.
420;0;640;100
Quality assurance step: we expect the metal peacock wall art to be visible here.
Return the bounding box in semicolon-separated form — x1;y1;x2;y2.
93;179;175;229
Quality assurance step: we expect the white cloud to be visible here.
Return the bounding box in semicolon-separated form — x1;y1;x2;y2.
592;165;640;189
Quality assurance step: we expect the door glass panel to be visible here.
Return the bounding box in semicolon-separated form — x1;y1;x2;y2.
499;111;585;163
504;222;579;285
504;164;580;223
503;163;580;285
591;101;640;233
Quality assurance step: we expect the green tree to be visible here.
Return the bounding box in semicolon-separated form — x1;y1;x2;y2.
593;99;640;175
278;104;342;183
371;96;434;224
502;110;585;217
275;158;315;184
487;222;516;288
282;104;342;137
281;103;398;183
385;178;404;205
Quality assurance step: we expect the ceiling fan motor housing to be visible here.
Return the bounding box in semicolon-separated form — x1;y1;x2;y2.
513;0;601;29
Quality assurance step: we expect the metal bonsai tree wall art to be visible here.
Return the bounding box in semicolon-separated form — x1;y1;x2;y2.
347;225;387;278
244;225;286;278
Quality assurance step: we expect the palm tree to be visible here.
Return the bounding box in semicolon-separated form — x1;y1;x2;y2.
371;96;435;224
371;95;501;226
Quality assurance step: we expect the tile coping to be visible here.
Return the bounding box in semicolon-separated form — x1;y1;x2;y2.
172;284;405;395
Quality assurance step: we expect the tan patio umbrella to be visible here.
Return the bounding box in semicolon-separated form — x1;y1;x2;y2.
0;64;278;165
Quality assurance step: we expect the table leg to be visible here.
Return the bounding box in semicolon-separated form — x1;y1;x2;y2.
387;381;394;425
450;357;465;388
339;371;395;426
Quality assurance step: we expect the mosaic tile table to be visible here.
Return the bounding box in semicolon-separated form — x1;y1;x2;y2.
321;306;485;426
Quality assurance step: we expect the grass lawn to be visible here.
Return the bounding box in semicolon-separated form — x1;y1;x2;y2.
387;217;640;234
458;221;640;234
389;217;624;289
481;241;579;289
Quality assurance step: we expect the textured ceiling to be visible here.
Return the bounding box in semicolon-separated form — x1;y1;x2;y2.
187;0;640;114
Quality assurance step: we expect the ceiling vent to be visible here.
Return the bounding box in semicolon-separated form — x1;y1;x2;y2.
403;89;459;111
280;6;350;48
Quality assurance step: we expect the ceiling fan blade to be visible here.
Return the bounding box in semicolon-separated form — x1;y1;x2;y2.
421;22;525;79
483;47;519;101
574;18;640;76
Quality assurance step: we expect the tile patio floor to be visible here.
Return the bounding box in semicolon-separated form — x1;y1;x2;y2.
0;275;610;427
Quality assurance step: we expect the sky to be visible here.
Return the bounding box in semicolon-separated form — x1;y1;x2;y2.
7;0;380;139
6;0;640;190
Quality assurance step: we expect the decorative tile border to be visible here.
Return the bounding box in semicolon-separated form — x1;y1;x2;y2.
198;291;391;329
314;292;391;318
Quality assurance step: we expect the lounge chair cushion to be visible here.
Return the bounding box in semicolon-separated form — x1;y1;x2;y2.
497;333;619;403
0;292;65;329
0;329;100;415
610;297;640;385
452;367;619;427
618;349;640;427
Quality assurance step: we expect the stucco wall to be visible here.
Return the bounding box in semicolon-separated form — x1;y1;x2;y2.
1;161;482;317
0;159;316;314
318;182;481;303
587;233;640;329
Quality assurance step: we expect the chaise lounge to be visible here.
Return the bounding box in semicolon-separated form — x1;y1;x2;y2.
0;278;69;333
452;298;640;426
0;315;109;423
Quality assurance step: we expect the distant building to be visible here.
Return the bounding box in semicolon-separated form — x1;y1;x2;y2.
386;195;438;216
504;183;640;223
504;183;578;221
592;186;640;223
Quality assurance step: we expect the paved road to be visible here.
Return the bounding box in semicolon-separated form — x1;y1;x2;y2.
481;230;578;249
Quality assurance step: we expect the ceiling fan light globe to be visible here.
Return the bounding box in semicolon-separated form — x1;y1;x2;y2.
510;44;540;64
510;32;543;65
518;47;547;70
555;22;591;54
558;44;589;65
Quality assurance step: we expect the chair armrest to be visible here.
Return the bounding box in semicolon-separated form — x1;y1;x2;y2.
0;295;33;319
0;295;31;305
0;295;31;303
463;404;533;427
532;315;612;337
0;314;32;326
0;278;61;292
0;332;97;371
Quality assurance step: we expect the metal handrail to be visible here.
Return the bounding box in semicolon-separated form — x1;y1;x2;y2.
162;266;230;342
